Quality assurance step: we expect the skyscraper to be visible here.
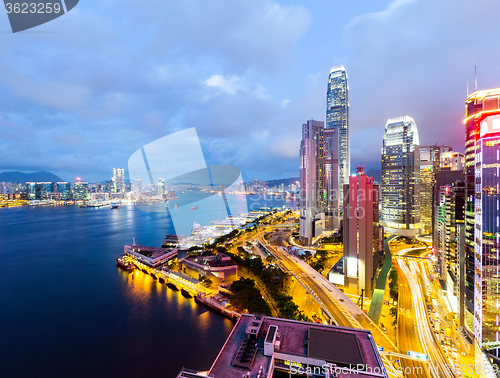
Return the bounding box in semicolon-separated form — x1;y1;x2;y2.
73;179;89;200
326;65;349;204
324;128;340;230
35;182;53;200
26;182;36;200
381;116;421;237
464;87;500;349
420;145;453;234
55;182;71;200
299;120;325;245
343;169;380;297
436;181;465;311
113;168;125;193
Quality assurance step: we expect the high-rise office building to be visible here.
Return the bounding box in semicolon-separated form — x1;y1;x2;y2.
343;169;380;297
441;151;464;171
420;160;434;235
55;182;71;200
299;119;341;245
113;168;125;193
35;182;53;200
420;146;453;234
326;65;349;205
157;178;164;197
464;87;500;349
436;181;465;312
381;116;421;237
299;120;325;245
324;128;340;230
73;179;89;200
26;182;36;200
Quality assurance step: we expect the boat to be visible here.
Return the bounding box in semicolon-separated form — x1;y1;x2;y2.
116;256;134;271
110;202;122;209
189;206;198;211
181;288;192;298
167;282;179;291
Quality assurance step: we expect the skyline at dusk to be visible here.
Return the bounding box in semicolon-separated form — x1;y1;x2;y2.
1;0;500;183
4;2;500;376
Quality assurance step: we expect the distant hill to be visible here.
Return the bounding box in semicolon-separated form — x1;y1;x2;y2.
0;171;64;183
366;169;382;183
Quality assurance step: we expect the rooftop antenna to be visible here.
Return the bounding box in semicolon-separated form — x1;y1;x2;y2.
133;237;136;246
475;65;477;92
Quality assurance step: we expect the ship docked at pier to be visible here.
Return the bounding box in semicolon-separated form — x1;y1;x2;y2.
116;255;135;271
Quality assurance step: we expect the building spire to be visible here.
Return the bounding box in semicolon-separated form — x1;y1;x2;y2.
475;65;477;92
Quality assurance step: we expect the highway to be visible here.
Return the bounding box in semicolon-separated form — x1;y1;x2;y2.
258;231;398;354
396;254;456;378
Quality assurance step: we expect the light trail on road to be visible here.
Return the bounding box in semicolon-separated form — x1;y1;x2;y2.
397;257;456;378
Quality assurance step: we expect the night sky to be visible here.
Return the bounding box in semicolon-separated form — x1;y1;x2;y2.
1;0;500;182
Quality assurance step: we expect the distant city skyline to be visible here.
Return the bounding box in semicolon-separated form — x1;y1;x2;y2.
1;1;500;182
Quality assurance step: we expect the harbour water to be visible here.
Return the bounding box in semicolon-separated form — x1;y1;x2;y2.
0;194;296;377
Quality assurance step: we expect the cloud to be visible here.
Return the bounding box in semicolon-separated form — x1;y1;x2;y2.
347;0;417;28
203;74;271;102
2;0;500;182
204;75;244;95
0;0;311;181
343;0;500;172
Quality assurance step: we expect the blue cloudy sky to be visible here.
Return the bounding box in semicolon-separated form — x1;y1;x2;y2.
1;0;500;183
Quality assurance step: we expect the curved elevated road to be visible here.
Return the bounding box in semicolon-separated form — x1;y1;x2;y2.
258;232;398;354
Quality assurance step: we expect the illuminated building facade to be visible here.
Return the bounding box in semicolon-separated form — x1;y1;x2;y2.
35;182;53;200
343;169;380;297
381;116;420;237
26;182;36;200
73;179;89;200
299;120;325;245
441;151;464;171
323;127;340;230
420;145;453;235
436;181;465;311
55;182;70;200
326;65;349;205
299;120;340;244
420;161;434;235
465;88;500;349
113;168;125;193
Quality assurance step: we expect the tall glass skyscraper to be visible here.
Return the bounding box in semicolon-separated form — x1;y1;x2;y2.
56;182;71;200
26;182;36;200
299;120;325;245
113;168;125;193
464;87;500;350
326;65;349;204
381;116;420;237
73;180;89;200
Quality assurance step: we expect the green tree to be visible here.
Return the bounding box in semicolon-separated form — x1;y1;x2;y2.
389;306;398;318
216;246;227;254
